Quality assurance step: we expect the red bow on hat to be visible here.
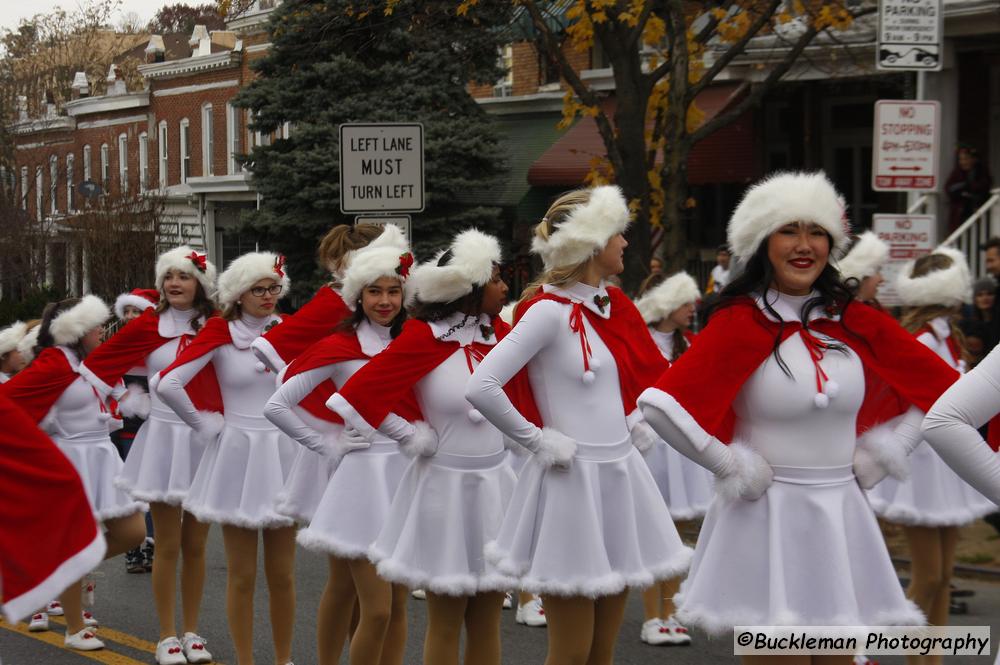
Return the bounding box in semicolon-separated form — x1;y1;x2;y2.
274;254;286;278
187;251;207;273
397;253;414;279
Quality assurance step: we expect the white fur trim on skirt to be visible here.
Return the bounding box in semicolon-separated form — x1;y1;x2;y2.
642;438;714;521
675;464;925;636
867;441;997;527
485;436;693;598
56;434;147;521
369;449;518;596
182;413;298;529
297;442;409;558
275;446;332;524
115;407;207;506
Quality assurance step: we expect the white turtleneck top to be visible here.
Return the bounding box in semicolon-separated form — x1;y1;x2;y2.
157;313;281;430
264;319;393;453
466;281;630;447
42;347;113;443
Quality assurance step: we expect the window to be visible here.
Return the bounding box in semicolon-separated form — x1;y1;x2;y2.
139;133;149;192
20;166;27;210
158;121;168;189
494;45;513;97
226;103;241;174
49;155;58;214
100;143;110;190
202;104;214;176
118;133;128;193
66;154;75;211
281;121;291;139
35;167;43;221
179;118;190;183
82;145;91;181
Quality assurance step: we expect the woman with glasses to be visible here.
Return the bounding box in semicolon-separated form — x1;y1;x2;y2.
156;252;298;665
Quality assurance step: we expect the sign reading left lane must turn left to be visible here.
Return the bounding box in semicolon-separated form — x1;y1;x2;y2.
339;123;425;213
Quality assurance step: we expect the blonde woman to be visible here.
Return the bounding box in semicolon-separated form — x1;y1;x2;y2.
466;187;691;665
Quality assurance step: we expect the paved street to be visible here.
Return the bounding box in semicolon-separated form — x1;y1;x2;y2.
2;526;998;664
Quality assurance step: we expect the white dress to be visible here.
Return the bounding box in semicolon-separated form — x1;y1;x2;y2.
273;413;338;525
637;291;924;635
43;347;147;521
157;314;298;529
265;320;409;556
642;328;715;520
467;282;692;598
336;313;518;596
113;308;210;505
868;317;997;526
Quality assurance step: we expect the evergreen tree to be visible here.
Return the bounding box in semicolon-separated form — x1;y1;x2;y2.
234;0;512;293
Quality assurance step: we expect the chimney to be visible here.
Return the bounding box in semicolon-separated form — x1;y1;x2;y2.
145;34;166;64
43;91;57;118
106;64;127;96
189;24;210;48
210;30;237;50
16;95;27;122
71;72;90;100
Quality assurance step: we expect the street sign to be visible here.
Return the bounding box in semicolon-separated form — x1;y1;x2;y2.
872;100;940;191
339;123;424;214
877;0;943;72
872;213;936;305
355;215;412;242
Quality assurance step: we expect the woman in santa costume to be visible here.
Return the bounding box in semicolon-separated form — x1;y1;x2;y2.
155;252;297;665
838;231;890;308
632;270;714;647
866;247;996;653
0;320;30;382
465;186;691;665
265;225;414;665
1;296;146;650
327;229;516;665
636;172;1000;663
77;246;218;665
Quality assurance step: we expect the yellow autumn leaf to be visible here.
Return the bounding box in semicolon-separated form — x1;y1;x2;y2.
643;15;666;47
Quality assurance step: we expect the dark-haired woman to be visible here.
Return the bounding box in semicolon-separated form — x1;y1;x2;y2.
78;246;218;665
466;186;691;665
327;229;515;665
156;252;298;665
2;296;145;650
265;226;415;665
637;172;1000;664
633;271;712;647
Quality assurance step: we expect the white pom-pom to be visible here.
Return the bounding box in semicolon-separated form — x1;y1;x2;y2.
814;392;830;409
467;408;485;423
97;411;111;422
582;370;596;384
825;381;840;399
589;357;602;370
254;361;267;373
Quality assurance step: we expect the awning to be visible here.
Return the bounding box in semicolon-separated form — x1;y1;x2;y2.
526;83;757;187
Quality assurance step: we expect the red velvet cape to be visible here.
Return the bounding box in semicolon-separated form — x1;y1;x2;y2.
155;317;239;412
0;348;79;423
654;299;960;444
336;316;512;429
80;308;222;412
0;393;105;623
261;286;351;366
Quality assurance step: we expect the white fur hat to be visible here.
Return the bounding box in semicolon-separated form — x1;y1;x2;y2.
728;171;850;261
410;229;501;304
113;288;159;320
0;321;28;356
17;325;39;363
635;272;701;324
532;185;631;270
837;232;890;282
216;252;291;308
155;246;217;295
50;295;111;346
895;246;972;307
340;225;415;310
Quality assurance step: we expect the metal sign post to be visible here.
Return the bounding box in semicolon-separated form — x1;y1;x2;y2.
354;215;412;242
877;0;944;72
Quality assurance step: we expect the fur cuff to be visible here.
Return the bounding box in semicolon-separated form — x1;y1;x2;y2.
533;427;577;468
629;419;658;454
854;423;910;489
117;384;151;419
399;421;439;458
193;411;225;445
715;442;773;501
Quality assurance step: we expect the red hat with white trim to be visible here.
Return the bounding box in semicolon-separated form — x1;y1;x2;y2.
113;288;160;320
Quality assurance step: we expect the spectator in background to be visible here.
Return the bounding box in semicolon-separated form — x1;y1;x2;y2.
964;277;996;324
984;238;1000;350
649;256;663;276
946;144;993;232
706;245;731;294
959;319;989;368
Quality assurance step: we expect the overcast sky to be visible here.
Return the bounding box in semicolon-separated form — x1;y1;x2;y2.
0;0;195;34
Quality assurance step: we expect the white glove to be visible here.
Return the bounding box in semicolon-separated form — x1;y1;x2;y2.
117;384;151;419
398;422;439;458
525;427;577;469
629;419;658;454
853;422;910;490
192;411;225;445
